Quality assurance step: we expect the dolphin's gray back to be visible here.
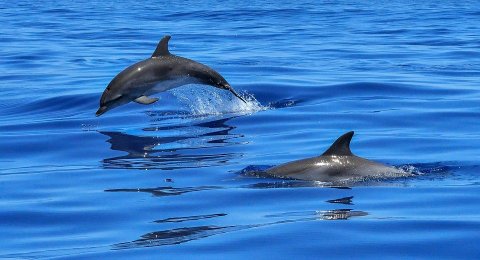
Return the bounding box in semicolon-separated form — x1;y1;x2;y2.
109;55;208;96
265;131;410;183
266;155;404;182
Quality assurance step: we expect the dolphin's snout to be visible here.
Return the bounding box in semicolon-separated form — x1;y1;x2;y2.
96;106;108;117
96;93;124;116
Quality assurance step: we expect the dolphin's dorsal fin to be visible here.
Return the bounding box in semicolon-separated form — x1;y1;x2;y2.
321;131;354;156
152;35;171;57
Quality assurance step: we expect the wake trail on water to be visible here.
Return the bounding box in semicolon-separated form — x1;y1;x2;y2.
170;85;267;116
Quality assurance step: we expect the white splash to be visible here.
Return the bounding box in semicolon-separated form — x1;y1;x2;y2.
396;164;424;175
170;85;267;116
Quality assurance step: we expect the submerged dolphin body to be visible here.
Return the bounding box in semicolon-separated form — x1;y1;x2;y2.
96;35;246;116
266;131;411;183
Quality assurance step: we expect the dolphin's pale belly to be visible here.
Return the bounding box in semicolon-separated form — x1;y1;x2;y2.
145;77;201;96
266;155;408;182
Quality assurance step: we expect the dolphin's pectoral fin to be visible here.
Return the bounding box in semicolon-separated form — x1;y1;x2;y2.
152;35;171;57
321;131;355;156
134;96;159;105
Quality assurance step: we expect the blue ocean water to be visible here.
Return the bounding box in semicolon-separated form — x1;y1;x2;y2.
1;1;480;258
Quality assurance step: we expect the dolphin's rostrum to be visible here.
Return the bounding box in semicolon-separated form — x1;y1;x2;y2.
96;35;246;116
266;131;412;183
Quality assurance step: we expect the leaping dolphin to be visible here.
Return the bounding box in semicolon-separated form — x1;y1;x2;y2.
265;131;412;183
96;35;246;116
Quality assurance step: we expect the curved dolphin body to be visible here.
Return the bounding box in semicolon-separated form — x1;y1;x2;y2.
96;35;246;116
266;131;411;183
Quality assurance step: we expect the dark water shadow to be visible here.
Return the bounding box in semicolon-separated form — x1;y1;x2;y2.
112;215;365;250
265;196;367;221
327;196;354;205
105;186;220;197
113;225;244;249
111;194;367;250
154;213;228;223
322;197;367;219
100;116;243;170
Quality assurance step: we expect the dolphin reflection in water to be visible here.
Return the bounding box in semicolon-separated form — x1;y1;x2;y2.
99;117;240;170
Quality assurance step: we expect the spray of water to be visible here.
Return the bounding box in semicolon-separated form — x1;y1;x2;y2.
170;85;267;116
395;165;424;175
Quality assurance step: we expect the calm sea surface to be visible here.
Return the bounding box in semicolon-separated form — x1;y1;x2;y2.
1;1;480;258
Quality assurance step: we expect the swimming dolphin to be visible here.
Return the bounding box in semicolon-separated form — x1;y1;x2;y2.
96;35;246;116
265;131;411;183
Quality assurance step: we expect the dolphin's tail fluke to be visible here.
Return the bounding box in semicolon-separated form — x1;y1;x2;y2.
226;86;247;103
